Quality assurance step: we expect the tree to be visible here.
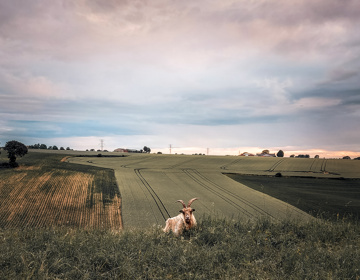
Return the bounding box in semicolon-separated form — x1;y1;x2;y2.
276;150;284;157
4;140;28;167
262;149;270;154
143;146;151;153
30;143;40;149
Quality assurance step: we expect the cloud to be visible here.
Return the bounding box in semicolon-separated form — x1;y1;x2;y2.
318;67;359;85
0;0;360;156
293;97;341;109
0;70;64;99
254;77;293;103
6;119;137;139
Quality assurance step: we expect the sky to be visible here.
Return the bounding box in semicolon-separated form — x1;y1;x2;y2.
1;0;360;158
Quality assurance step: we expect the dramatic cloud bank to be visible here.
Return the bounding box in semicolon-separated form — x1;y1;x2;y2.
1;0;359;157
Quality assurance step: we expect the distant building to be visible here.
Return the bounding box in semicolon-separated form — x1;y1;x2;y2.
239;152;255;156
114;148;127;153
256;153;276;157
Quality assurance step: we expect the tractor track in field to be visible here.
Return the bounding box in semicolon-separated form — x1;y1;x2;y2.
320;159;328;172
267;158;286;172
182;169;278;220
134;169;171;221
309;158;316;171
220;158;244;170
308;158;327;173
120;156;157;168
165;158;199;170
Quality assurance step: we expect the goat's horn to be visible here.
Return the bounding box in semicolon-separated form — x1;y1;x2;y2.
176;200;186;208
187;198;199;207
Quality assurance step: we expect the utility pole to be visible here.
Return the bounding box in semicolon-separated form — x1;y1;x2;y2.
100;139;104;151
169;144;172;154
207;148;209;155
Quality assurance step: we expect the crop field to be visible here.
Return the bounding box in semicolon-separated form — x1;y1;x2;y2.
2;150;360;229
0;152;121;229
68;153;360;228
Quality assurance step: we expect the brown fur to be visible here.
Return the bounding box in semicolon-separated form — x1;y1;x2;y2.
163;198;198;236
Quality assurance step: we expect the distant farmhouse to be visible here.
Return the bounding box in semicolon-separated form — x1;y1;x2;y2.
239;151;276;157
239;152;255;156
256;152;276;157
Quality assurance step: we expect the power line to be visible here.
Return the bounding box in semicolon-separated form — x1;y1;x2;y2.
169;144;180;154
100;139;104;151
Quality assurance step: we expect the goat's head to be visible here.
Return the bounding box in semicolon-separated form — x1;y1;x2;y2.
177;198;198;224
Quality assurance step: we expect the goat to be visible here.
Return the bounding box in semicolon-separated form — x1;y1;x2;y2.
163;198;198;236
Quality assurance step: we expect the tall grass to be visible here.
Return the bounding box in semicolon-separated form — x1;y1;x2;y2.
1;216;359;279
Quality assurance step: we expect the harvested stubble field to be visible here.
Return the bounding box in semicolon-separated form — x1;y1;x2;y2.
0;151;121;229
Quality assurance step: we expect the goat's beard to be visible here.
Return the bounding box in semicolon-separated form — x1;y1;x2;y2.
185;218;191;224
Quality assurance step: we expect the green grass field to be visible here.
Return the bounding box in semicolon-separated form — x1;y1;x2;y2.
1;217;359;279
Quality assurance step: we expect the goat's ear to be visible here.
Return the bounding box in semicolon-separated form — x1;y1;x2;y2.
192;209;195;212
179;210;184;213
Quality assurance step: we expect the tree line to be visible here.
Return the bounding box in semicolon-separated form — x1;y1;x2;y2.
28;143;72;151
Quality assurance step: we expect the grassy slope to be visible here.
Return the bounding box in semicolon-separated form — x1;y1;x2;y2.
0;217;359;279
